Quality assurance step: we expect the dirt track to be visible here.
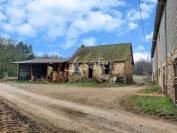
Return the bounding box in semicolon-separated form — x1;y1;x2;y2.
0;83;177;133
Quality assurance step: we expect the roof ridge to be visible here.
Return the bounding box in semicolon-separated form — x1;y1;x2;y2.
82;42;132;48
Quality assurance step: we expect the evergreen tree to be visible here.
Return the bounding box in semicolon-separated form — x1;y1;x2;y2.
0;38;34;78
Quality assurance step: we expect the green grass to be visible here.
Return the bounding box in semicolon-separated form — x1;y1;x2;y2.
64;80;132;88
139;85;161;94
126;85;177;121
130;96;177;114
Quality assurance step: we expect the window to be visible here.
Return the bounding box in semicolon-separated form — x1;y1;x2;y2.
74;64;79;71
174;60;177;77
104;64;109;74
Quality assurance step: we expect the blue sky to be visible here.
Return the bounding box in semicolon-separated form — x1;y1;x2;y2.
0;0;157;62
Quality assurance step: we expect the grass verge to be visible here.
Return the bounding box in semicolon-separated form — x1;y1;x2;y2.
64;80;135;88
139;85;161;94
121;85;177;121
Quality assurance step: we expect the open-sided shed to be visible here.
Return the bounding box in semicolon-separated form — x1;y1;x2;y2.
13;58;69;82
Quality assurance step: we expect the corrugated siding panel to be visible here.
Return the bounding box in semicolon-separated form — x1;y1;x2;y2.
157;11;166;66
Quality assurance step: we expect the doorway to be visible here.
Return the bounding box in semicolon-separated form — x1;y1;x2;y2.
173;59;177;104
88;67;93;78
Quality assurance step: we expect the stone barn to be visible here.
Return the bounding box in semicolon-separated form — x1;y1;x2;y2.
69;43;134;83
151;0;177;104
13;58;69;82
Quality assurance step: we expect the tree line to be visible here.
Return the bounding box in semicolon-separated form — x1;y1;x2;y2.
133;59;152;76
0;37;61;79
0;36;152;79
0;37;34;78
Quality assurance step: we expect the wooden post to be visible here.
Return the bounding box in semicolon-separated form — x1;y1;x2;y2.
124;76;126;84
46;64;48;80
30;64;33;80
17;64;19;80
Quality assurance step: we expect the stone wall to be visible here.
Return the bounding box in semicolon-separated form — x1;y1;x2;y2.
124;55;133;79
167;64;175;101
166;46;177;102
68;61;133;82
111;62;124;76
80;64;89;79
92;63;102;80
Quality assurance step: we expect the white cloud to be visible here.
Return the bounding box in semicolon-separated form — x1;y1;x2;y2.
134;52;150;62
143;0;157;3
1;23;13;32
0;33;10;39
82;37;97;46
1;0;127;42
136;46;145;51
0;0;156;49
62;39;77;49
0;12;6;21
16;23;36;37
67;11;124;39
127;2;155;21
145;32;153;41
128;22;138;30
34;51;62;57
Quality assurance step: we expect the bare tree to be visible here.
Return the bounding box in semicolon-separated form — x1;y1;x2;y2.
133;59;152;76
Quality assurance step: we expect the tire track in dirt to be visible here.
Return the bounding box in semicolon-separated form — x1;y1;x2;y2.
0;83;177;133
0;99;76;133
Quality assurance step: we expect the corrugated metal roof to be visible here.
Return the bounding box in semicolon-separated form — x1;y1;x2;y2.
70;43;134;65
12;58;69;64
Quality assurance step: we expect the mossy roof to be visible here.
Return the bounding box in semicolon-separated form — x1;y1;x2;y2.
70;43;134;64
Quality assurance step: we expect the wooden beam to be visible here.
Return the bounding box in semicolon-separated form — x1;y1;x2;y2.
17;64;20;79
46;64;48;80
30;64;33;80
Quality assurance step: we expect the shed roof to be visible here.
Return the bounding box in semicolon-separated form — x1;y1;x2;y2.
151;0;166;57
12;58;69;64
70;43;134;64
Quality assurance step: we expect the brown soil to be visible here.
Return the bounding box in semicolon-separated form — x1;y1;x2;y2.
0;99;76;133
0;83;177;133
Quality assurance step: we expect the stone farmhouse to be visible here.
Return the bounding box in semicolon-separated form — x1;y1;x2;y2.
69;43;134;83
151;0;177;103
13;43;134;83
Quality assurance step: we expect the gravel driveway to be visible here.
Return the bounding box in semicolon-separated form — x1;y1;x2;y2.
0;83;177;133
